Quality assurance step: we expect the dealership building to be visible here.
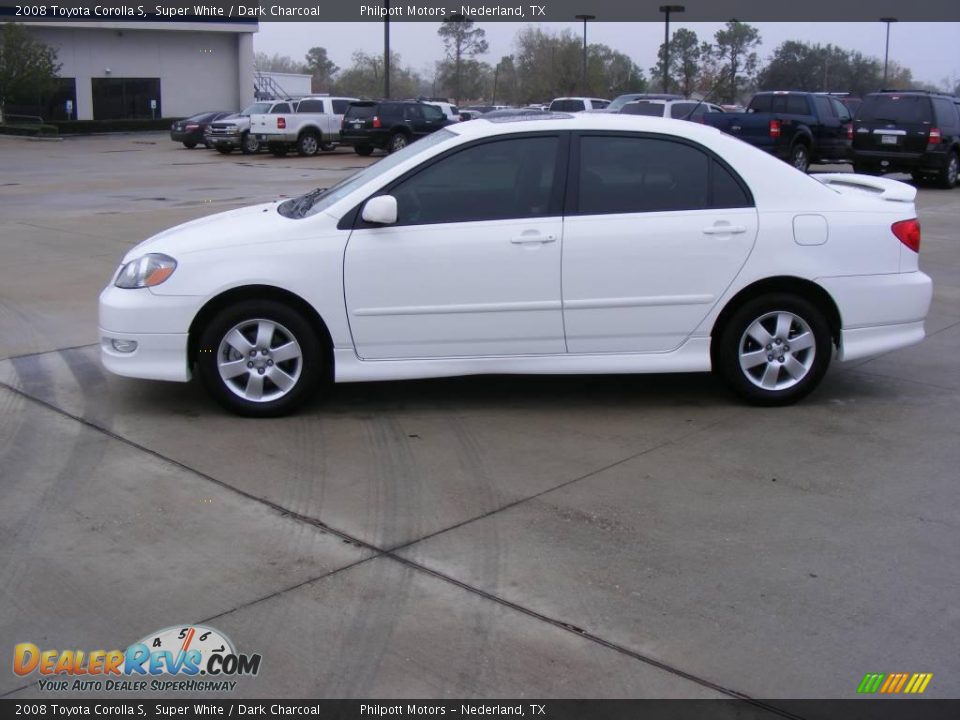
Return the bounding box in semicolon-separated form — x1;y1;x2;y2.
17;20;258;121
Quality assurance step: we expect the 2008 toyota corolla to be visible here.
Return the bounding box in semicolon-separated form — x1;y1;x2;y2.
99;113;932;416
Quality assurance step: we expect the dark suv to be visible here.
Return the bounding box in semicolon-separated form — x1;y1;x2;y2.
852;90;960;188
340;101;451;155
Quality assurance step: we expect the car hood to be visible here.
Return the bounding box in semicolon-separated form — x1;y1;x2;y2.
123;203;291;261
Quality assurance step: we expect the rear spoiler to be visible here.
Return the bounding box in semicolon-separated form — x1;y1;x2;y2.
811;173;917;203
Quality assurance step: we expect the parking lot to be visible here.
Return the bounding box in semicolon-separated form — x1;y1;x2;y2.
1;132;959;702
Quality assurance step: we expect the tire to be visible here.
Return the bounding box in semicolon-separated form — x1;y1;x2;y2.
354;145;373;156
297;132;320;156
182;141;197;149
789;142;810;173
197;300;325;417
241;132;260;155
270;144;288;157
320;141;335;152
936;151;959;189
387;132;409;154
215;145;232;155
716;294;832;406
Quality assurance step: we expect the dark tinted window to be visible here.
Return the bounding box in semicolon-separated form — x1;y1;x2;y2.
859;95;932;124
932;98;959;128
551;99;586;112
379;103;406;118
621;102;664;116
390;136;559;225
577;136;752;214
670;103;698;119
403;105;423;121
829;98;851;122
423;104;445;121
748;95;772;113
779;95;809;114
345;104;376;119
270;103;291;114
296;99;325;113
332;99;352;114
711;161;753;209
579;136;709;214
593;100;610;109
813;96;835;119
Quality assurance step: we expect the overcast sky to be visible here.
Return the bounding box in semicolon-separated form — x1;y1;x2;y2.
255;22;960;90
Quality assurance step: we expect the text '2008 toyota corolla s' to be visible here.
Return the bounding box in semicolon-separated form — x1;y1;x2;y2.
99;113;932;417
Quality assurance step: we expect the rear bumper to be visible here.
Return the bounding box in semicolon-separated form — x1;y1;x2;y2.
170;130;202;143
851;148;945;173
339;130;388;148
818;271;933;362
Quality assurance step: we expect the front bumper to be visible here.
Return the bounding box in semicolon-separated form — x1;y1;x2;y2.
99;285;202;382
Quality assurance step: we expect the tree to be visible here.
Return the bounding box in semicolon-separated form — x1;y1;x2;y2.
304;47;338;93
437;15;488;103
254;51;307;74
331;51;421;99
712;21;761;103
651;28;703;97
0;23;61;117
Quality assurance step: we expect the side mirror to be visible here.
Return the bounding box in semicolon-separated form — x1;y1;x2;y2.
362;195;398;225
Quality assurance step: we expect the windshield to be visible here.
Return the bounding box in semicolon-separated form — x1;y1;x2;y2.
291;129;457;219
239;102;273;115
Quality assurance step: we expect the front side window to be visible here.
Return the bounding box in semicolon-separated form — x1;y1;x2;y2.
577;135;751;215
423;105;445;121
388;136;560;225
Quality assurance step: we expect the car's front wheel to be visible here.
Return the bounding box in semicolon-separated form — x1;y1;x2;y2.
717;294;832;406
215;146;232;155
197;300;324;417
182;141;197;149
241;133;260;155
387;132;409;153
354;145;373;156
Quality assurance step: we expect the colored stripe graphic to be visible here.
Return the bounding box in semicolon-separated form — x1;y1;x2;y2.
857;672;932;694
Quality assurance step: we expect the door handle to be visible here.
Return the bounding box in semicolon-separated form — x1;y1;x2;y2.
702;225;747;235
511;234;557;244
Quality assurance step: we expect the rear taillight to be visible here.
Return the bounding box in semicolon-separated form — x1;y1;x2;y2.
928;127;941;145
372;116;382;128
846;123;853;141
769;119;781;138
277;117;286;129
892;219;921;253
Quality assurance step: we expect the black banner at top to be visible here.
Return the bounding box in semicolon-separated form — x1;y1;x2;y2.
1;0;960;22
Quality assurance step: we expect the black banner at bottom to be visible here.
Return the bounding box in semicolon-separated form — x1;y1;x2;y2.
2;700;960;720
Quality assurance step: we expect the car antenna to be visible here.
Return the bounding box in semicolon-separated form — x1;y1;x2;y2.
682;77;725;121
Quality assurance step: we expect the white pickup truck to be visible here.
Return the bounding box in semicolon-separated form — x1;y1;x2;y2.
205;100;297;155
250;96;358;157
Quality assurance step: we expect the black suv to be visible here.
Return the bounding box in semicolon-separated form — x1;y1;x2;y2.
852;90;960;188
340;100;451;155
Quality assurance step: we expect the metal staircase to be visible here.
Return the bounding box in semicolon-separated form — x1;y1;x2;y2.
253;72;289;101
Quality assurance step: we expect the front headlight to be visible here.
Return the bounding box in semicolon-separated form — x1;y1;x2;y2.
115;253;178;289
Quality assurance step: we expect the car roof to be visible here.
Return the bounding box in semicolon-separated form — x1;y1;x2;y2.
449;112;725;139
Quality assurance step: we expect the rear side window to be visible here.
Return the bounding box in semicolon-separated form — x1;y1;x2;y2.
270;103;292;114
813;96;835;119
551;99;586;112
423;105;445;121
670;103;698;119
577;135;752;214
345;104;376;120
379;103;405;118
297;100;325;113
622;102;664;117
748;95;772;113
829;98;851;123
403;105;423;121
332;99;352;114
592;100;610;109
859;95;932;124
932;98;959;128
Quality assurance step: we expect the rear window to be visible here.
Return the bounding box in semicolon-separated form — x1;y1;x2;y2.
859;95;932;124
621;102;664;117
550;99;586;112
344;104;376;120
749;94;809;114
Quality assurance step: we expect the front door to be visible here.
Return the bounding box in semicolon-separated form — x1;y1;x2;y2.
344;133;568;360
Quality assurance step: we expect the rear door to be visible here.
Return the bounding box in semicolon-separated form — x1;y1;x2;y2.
855;94;934;154
562;132;758;353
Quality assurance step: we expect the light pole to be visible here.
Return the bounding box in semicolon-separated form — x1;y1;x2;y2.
659;5;685;94
384;0;391;98
880;17;897;87
575;14;596;96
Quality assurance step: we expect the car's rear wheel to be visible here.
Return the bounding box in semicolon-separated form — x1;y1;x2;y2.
198;300;324;417
297;132;320;156
241;133;260;155
182;141;197;149
354;145;373;156
790;143;810;173
320;141;335;152
387;132;409;153
215;146;232;155
717;294;832;406
936;151;958;189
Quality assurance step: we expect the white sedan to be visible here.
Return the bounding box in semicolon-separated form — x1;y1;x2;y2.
99;114;932;416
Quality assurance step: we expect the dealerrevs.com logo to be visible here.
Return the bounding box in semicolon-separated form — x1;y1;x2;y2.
13;625;261;693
